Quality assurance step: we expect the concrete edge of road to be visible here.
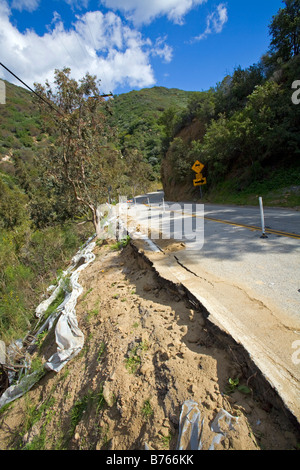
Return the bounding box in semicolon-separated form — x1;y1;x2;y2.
128;235;300;429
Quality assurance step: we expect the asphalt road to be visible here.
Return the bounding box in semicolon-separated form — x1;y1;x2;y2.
134;192;300;237
131;191;300;322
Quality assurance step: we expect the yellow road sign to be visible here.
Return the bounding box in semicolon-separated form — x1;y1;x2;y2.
192;160;206;186
192;160;204;174
194;172;204;182
193;177;207;187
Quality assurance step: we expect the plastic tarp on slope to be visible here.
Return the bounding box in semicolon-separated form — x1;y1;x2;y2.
177;400;240;450
45;238;96;372
0;237;96;409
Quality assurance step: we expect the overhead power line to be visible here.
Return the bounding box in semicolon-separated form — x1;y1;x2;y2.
0;62;64;116
0;62;113;116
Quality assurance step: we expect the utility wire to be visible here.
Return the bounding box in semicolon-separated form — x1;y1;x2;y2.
0;62;64;116
0;62;113;115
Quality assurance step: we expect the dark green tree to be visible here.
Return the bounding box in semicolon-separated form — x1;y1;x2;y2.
269;0;300;63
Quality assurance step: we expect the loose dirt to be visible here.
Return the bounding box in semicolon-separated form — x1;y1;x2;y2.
0;240;299;450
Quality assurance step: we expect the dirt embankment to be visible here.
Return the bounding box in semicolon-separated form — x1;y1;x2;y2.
0;241;299;450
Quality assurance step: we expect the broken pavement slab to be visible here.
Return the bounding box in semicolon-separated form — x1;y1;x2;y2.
131;237;300;426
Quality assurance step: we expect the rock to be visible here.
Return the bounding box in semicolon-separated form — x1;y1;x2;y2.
122;267;131;274
203;400;213;410
22;423;41;446
102;382;114;407
159;427;170;437
186;332;199;344
143;284;153;292
188;384;197;394
140;362;152;376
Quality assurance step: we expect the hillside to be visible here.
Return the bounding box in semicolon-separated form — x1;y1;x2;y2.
109;86;193;182
0;79;95;346
0;81;191;187
0;80;44;175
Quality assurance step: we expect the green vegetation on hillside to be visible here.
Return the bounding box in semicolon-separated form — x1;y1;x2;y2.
0;80;42;156
109;87;193;181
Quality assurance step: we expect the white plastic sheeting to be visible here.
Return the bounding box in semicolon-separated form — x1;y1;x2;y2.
45;238;96;372
177;400;239;450
0;237;96;409
177;400;204;450
0;370;44;410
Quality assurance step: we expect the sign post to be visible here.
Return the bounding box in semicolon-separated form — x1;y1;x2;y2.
259;197;268;238
192;160;206;199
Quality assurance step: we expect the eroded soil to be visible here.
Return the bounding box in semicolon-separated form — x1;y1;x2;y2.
0;241;299;450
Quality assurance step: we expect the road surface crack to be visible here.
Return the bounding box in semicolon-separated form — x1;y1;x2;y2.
173;255;214;286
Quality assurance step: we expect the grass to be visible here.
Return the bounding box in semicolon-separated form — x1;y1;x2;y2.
160;433;172;449
110;235;131;251
70;395;89;436
141;399;153;421
205;167;300;208
36;330;48;349
86;299;100;322
43;287;66;320
70;387;107;437
125;340;149;374
21;393;56;450
81;287;93;301
86;307;99;321
97;341;106;362
0;221;93;345
125;344;142;374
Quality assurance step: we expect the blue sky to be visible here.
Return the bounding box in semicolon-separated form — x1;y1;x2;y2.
0;0;284;95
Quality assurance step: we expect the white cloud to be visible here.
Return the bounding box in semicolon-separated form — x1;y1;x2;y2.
10;0;40;12
63;0;89;10
100;0;207;25
151;36;173;63
194;3;228;41
0;3;173;92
